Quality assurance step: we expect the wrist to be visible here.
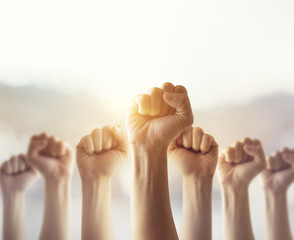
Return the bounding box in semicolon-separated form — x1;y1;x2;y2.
264;187;287;202
183;176;212;204
82;177;111;195
221;184;249;214
131;144;168;178
45;176;70;201
184;174;213;185
262;184;288;196
2;191;25;205
220;179;249;192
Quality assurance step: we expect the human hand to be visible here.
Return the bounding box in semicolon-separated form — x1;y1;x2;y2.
218;138;266;188
0;154;38;195
261;148;294;193
126;82;193;148
76;125;128;181
27;133;73;181
168;126;218;179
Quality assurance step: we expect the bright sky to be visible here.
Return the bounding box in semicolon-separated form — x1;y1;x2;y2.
0;0;294;109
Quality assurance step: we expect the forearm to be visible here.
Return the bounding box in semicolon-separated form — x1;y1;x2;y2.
131;145;178;240
221;185;254;240
181;176;212;240
2;192;26;240
264;189;292;240
81;178;114;240
39;177;71;240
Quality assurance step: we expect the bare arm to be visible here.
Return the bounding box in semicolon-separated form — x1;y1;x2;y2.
181;176;213;240
0;154;38;240
81;178;113;240
217;138;266;240
76;125;128;240
27;133;73;240
168;127;218;240
126;82;194;240
2;189;26;240
131;145;177;240
261;148;294;240
221;184;254;240
40;177;71;240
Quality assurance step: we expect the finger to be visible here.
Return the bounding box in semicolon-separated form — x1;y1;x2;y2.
169;85;188;114
11;156;18;173
102;125;112;151
267;156;276;170
225;147;235;163
163;92;190;110
218;152;227;164
160;82;174;115
55;141;64;157
82;135;95;155
47;137;58;157
192;127;204;152
62;144;73;161
176;133;183;147
149;87;163;117
38;132;48;139
234;142;243;163
242;137;253;145
2;161;12;175
200;134;213;154
92;128;103;153
283;151;294;166
183;127;192;149
273;152;282;170
243;139;265;165
174;85;188;94
18;155;26;172
28;135;48;158
112;125;128;154
134;94;151;115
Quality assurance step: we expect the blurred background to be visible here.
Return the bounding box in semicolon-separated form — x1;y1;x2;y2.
0;0;294;239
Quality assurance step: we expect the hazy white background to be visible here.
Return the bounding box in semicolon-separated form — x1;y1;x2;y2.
0;0;294;239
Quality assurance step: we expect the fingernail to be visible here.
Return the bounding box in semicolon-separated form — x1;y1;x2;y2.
163;92;175;101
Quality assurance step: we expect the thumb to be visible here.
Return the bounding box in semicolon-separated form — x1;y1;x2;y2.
112;125;128;154
283;152;294;166
163;92;190;109
28;138;48;158
243;144;266;166
163;92;194;127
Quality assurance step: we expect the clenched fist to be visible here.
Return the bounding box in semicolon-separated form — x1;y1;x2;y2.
218;138;266;187
261;148;294;192
168;126;218;178
0;154;38;195
27;133;73;180
126;82;194;147
76;125;128;180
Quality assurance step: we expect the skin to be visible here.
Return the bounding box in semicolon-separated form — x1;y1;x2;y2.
76;125;128;240
27;133;73;240
217;138;266;240
0;154;38;240
261;148;294;240
168;126;218;240
126;82;194;240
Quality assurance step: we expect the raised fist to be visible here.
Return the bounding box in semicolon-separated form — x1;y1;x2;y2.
126;82;193;147
76;125;128;180
0;154;38;195
168;126;218;178
27;133;73;180
218;138;266;187
261;148;294;192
